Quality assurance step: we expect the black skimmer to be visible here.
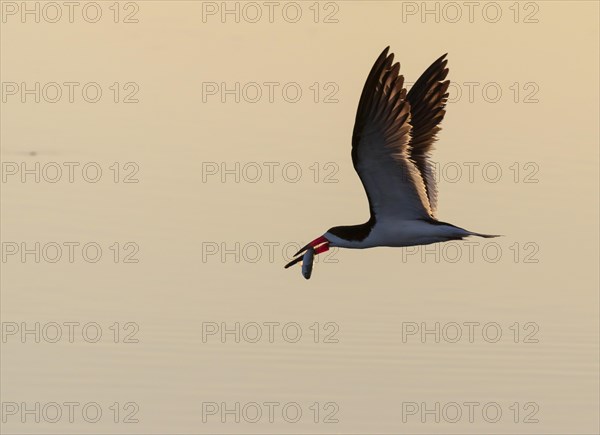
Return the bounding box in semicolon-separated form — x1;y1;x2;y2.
285;47;498;277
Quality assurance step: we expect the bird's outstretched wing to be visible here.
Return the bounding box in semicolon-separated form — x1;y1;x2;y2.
406;54;450;216
352;47;433;221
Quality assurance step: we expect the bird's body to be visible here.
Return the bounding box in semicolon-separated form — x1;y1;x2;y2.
285;47;498;277
325;219;473;249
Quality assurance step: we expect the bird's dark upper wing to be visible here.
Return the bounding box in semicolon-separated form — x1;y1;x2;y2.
406;54;450;216
351;47;433;221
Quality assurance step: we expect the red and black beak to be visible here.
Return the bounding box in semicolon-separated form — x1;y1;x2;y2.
284;236;330;269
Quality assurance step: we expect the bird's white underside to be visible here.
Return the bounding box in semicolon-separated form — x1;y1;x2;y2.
324;220;472;249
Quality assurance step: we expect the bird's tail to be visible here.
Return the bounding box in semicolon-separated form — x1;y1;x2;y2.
468;231;502;238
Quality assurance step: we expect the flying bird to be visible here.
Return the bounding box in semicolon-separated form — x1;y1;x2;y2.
285;47;498;277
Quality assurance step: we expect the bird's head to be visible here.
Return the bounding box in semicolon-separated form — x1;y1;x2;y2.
284;235;330;269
